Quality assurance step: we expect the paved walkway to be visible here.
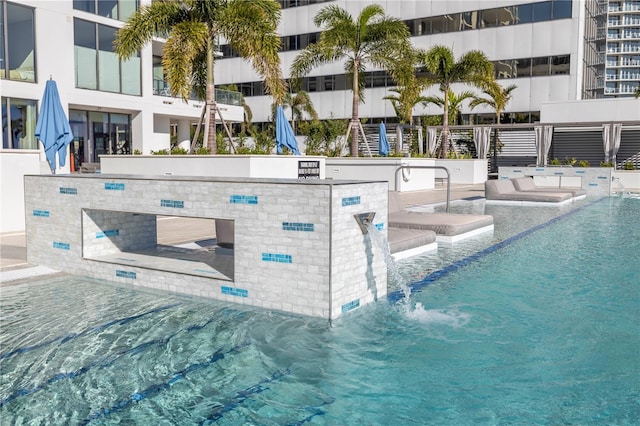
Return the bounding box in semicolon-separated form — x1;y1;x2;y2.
0;183;485;285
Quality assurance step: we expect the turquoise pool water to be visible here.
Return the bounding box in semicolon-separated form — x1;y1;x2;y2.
1;197;638;425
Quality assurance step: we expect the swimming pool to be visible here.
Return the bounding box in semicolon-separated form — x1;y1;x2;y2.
1;196;638;424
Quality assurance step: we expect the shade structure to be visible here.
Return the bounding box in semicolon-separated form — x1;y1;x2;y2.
473;126;492;159
534;125;553;167
275;106;301;155
602;123;622;165
378;122;390;156
34;79;74;173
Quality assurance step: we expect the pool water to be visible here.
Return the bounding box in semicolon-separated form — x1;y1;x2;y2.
1;197;639;425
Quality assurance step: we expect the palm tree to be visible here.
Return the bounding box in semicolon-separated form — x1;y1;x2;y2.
290;4;411;157
283;91;318;133
114;0;285;154
468;82;517;124
219;84;252;135
422;89;476;126
383;47;431;126
469;82;517;172
420;45;494;158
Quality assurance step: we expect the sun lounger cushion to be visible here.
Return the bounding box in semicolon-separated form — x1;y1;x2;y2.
388;228;436;254
511;177;587;197
485;180;573;202
389;211;494;236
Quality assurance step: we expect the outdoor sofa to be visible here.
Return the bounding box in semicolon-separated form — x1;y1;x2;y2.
511;177;587;200
388;191;494;244
485;178;578;205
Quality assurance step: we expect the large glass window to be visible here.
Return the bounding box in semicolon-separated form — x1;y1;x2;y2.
2;97;37;149
1;2;35;82
552;0;573;19
69;109;131;163
550;55;570;74
532;57;550;76
74;18;141;95
73;0;138;21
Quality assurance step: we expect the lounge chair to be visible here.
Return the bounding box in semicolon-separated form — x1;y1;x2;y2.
511;177;587;200
485;179;574;205
388;191;494;244
388;227;437;260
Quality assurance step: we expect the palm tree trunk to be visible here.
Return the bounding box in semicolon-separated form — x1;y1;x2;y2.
350;63;360;157
206;41;217;154
440;85;450;158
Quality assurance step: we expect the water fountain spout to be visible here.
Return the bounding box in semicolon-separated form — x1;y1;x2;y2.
354;212;376;234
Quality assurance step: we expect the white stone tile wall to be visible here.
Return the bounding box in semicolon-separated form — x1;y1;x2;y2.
24;175;388;320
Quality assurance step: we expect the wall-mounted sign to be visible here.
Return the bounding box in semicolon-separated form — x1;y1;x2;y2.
298;160;320;179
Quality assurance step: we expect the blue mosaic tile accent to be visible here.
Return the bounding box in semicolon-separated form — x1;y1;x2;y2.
116;270;136;279
341;196;360;206
104;182;125;191
262;253;293;263
576;170;586;174
53;242;70;250
500;176;509;180
535;168;545;171
597;176;608;180
33;210;50;217
375;223;384;231
554;172;564;175
341;299;360;313
96;229;119;238
230;195;258;204
512;169;522;173
588;183;599;187
59;187;77;195
282;222;314;232
221;286;248;298
194;268;218;275
160;199;184;208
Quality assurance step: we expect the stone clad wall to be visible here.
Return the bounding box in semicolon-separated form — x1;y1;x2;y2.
24;175;388;320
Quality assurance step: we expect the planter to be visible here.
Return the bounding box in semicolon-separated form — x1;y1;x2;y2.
325;157;436;191
433;159;488;184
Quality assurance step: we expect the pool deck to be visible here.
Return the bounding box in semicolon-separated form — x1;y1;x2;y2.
0;183;485;286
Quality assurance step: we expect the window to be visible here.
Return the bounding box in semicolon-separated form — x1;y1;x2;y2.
532;57;550;76
74;18;141;95
550;55;570;74
69;109;131;163
515;58;532;77
2;97;38;149
73;0;138;21
1;2;36;82
552;0;572;19
532;2;552;22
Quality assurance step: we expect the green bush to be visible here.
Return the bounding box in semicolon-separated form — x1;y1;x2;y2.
133;149;142;155
576;160;590;167
622;162;636;170
600;161;615;167
549;158;561;166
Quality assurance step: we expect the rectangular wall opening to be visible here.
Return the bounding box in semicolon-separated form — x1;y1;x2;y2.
82;209;234;281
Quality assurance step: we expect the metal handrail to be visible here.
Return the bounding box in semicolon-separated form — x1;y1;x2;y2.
394;165;451;213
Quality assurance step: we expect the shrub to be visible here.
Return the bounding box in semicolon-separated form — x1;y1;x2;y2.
549;158;561;166
600;161;615;167
576;160;590;167
622;162;636;170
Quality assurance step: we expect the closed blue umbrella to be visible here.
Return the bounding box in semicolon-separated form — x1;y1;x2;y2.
379;122;390;156
35;79;74;173
275;105;301;155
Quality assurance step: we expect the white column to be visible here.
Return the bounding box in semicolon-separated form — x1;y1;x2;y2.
177;119;192;151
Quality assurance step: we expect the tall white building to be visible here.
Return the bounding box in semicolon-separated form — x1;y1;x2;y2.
216;0;638;125
2;0;638;159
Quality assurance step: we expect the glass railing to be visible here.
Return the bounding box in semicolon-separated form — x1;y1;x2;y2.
151;79;242;106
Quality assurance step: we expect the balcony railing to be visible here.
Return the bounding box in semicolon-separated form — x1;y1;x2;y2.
152;79;242;106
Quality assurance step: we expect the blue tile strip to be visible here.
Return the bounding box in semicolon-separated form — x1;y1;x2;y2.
282;222;314;232
375;223;384;231
96;229;119;238
387;198;608;303
160;199;184;208
104;182;125;191
59;187;77;195
52;242;70;250
341;299;360;313
576;170;586;174
221;286;249;298
115;270;136;279
33;210;50;217
230;195;258;204
262;252;293;263
0;303;179;361
341;196;361;206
